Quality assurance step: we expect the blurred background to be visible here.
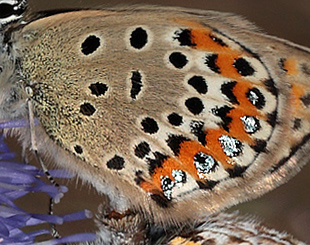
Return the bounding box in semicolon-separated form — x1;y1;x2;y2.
13;0;310;242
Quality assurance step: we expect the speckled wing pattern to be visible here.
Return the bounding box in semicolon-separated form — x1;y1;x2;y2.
10;6;310;224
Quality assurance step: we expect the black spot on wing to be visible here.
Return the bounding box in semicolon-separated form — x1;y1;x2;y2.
169;52;188;69
209;34;227;47
74;145;83;154
81;35;100;55
130;71;143;99
300;94;310;107
221;81;239;105
196;180;218;190
141;117;159;134
211;106;233;132
147;152;168;174
226;165;247;178
151;194;170;208
279;58;287;72
233;58;255;76
293;118;302;130
134;170;144;185
89;82;108;97
166;135;190;156
246;88;266;109
134;141;151;159
205;54;220;74
130;27;148;49
185;97;204;115
80;102;96;116
267;111;277;127
174;29;196;47
107;155;125;170
264;79;278;97
252;139;267;153
168;113;183;126
190;121;206;145
188;76;208;94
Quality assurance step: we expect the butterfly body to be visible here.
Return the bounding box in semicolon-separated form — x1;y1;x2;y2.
1;5;310;226
94;211;304;245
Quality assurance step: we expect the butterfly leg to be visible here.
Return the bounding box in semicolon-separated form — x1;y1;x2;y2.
27;97;62;239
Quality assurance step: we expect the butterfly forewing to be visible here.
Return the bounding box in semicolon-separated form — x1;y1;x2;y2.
8;6;310;224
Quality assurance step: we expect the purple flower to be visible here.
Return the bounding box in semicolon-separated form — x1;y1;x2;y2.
0;120;96;244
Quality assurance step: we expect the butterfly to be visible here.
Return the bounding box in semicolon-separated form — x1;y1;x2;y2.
0;0;309;243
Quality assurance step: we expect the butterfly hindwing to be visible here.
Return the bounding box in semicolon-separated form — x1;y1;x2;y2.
2;6;308;224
